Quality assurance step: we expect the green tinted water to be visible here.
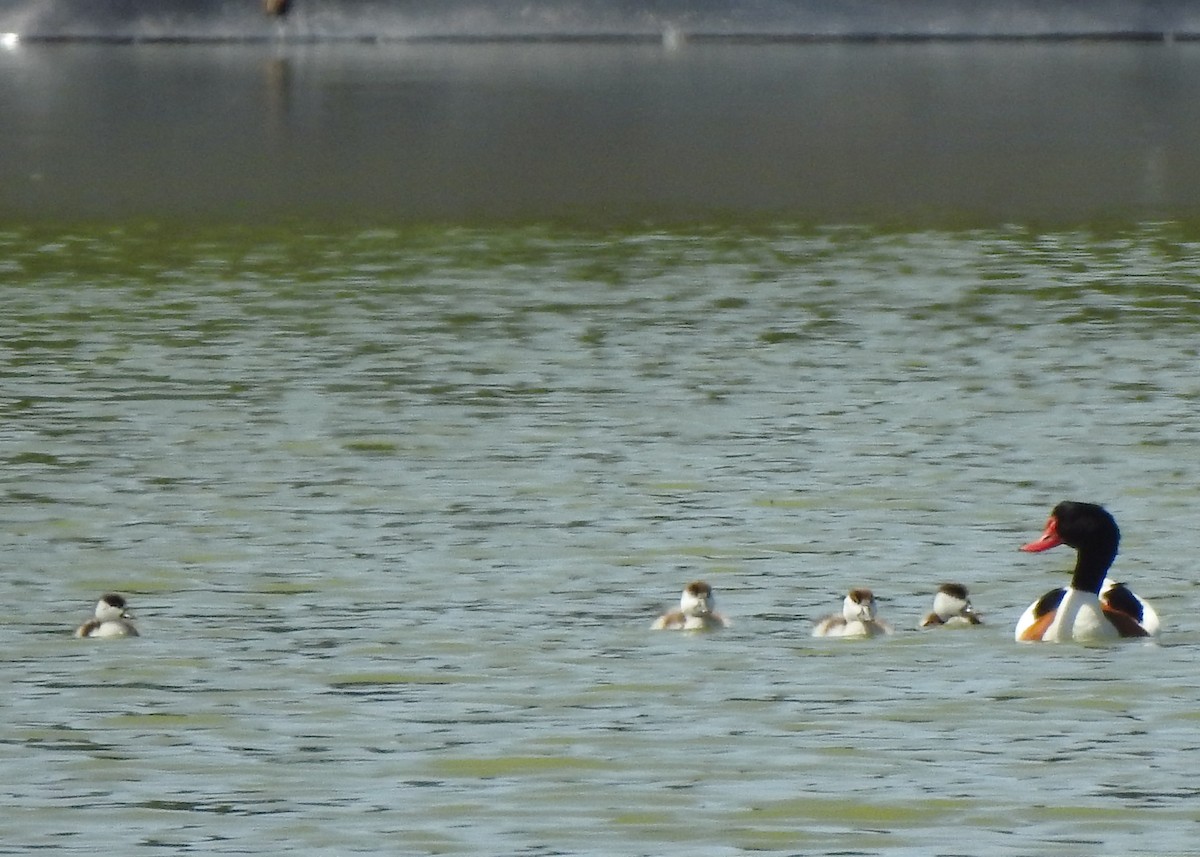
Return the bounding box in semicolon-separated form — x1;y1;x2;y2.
3;221;1200;854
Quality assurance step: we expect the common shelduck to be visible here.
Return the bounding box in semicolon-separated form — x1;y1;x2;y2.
1015;501;1159;642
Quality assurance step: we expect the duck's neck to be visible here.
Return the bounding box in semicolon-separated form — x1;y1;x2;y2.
1070;539;1118;594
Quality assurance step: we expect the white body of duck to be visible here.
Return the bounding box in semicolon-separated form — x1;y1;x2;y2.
1015;578;1160;642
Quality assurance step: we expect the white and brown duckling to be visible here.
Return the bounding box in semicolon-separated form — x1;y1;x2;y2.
812;588;893;638
74;593;139;638
920;582;983;628
652;580;729;631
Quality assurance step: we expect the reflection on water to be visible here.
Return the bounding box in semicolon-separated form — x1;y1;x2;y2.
2;41;1200;225
3;223;1200;854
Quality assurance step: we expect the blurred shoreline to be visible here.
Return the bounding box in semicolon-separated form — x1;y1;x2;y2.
4;0;1200;43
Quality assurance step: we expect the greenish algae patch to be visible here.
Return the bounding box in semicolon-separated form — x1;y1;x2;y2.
1028;804;1140;823
737;795;975;827
104;712;231;729
582;682;681;695
395;830;460;855
729;827;826;850
254;581;322;596
20;727;108;751
343;439;400;454
433;755;613;778
610;810;674;826
752;496;828;509
640;481;706;492
759;329;806;343
328;672;456;688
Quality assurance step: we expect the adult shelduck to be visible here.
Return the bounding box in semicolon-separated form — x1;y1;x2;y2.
1015;501;1160;642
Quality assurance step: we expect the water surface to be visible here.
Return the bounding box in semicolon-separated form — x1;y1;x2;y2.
3;222;1200;854
4;41;1200;225
4;27;1200;857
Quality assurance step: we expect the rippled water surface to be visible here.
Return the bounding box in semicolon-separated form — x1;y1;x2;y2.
4;222;1200;855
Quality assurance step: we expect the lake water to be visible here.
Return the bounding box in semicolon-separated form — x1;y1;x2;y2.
3;40;1200;857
